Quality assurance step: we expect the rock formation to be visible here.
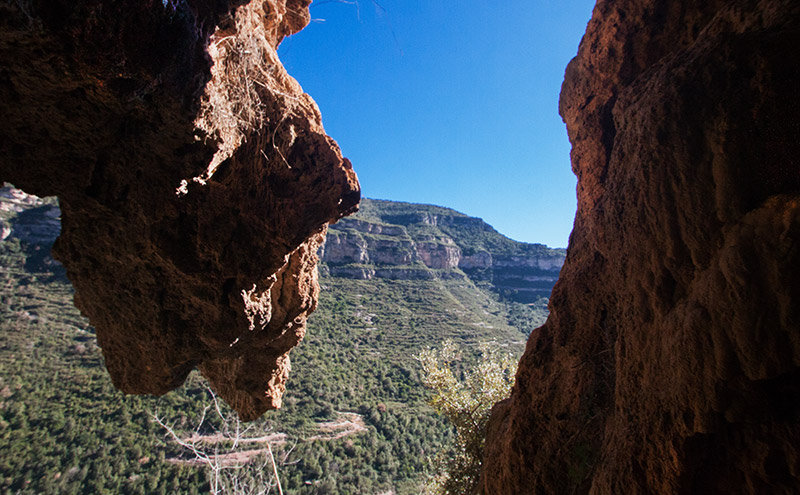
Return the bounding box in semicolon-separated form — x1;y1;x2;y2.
482;1;800;493
0;186;60;245
0;0;359;420
319;198;566;302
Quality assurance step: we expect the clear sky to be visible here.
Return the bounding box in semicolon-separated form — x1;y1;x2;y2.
278;0;596;248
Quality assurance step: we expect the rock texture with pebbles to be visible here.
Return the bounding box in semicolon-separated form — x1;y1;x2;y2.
0;0;359;420
482;1;800;493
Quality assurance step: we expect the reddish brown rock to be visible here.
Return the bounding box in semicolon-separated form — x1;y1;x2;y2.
482;1;800;493
0;0;359;420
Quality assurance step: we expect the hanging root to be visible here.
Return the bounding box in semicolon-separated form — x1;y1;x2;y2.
188;1;304;191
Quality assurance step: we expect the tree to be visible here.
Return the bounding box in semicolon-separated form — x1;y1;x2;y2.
152;387;288;495
416;340;517;495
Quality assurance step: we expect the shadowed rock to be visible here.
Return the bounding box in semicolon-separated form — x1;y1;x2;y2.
0;0;359;420
482;1;800;493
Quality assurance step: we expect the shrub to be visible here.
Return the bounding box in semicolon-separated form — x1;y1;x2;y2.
416;340;517;495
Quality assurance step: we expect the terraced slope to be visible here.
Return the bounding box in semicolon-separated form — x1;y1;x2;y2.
0;187;562;494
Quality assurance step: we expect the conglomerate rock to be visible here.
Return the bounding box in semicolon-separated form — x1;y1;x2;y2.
482;1;800;493
0;0;359;420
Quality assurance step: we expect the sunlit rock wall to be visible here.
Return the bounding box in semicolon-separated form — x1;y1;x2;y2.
0;0;359;420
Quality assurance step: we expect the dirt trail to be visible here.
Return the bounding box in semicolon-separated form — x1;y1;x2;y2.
306;412;367;441
168;412;367;466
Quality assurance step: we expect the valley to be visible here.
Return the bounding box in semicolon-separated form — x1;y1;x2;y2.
0;187;563;494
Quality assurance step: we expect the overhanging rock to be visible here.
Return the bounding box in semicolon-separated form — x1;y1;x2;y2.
0;0;359;420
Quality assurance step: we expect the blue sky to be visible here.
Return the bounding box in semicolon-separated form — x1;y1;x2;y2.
278;0;595;248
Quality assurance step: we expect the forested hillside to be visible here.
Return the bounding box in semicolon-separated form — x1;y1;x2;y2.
0;187;562;494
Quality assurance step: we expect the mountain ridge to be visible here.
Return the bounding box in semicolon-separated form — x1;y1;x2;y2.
322;198;566;305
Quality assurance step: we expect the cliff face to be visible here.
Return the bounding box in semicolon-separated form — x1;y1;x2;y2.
482;1;800;493
0;0;359;420
0;187;60;245
319;199;566;303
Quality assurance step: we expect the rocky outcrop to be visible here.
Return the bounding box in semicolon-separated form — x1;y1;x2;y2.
321;217;459;270
0;0;359;420
0;186;61;245
482;1;800;493
320;231;370;264
320;199;566;301
459;250;493;270
417;239;461;270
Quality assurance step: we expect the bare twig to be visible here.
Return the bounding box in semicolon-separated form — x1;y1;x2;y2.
152;386;285;495
266;443;283;495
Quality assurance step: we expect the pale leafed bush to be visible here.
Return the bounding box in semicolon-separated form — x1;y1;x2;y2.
417;340;517;495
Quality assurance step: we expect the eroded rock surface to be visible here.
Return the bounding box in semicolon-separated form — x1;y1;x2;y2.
0;0;359;420
482;1;800;493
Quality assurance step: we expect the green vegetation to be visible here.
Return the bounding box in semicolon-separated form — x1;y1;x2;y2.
0;236;205;494
0;191;551;494
417;341;517;495
0;240;469;494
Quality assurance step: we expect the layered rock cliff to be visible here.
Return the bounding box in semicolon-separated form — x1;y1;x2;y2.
0;0;359;420
319;198;566;303
482;1;800;493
